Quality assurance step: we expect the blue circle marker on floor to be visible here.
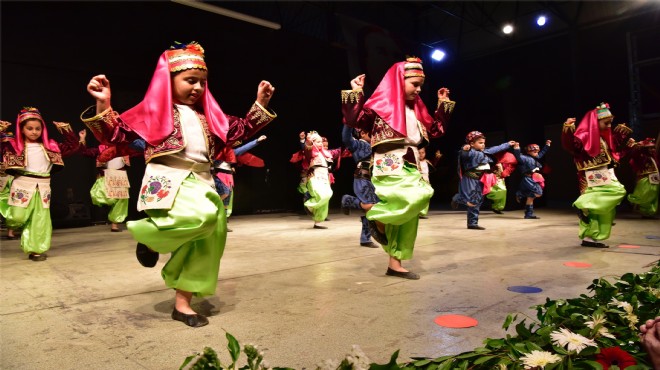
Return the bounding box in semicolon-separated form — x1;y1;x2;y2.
507;286;543;293
646;235;660;239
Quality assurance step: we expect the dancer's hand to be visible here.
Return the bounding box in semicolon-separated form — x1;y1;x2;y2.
350;74;365;90
256;80;275;108
438;87;450;101
87;75;112;113
564;117;576;126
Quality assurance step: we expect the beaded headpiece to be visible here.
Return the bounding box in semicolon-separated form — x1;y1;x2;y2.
18;107;44;125
166;41;207;73
596;102;612;120
403;56;425;79
465;130;485;143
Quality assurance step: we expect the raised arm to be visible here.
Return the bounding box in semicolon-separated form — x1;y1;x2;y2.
225;81;277;146
537;140;551;159
341;74;377;132
560;117;582;155
428;87;456;139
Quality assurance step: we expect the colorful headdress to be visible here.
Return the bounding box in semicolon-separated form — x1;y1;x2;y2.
525;143;540;152
465;131;485;143
11;107;59;154
166;42;207;72
596;102;612;120
403;56;425;78
119;42;229;146
575;103;617;160
363;59;434;137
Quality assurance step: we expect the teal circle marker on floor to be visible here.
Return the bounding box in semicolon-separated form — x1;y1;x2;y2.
507;286;542;293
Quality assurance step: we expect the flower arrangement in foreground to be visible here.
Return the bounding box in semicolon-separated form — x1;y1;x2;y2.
181;262;659;369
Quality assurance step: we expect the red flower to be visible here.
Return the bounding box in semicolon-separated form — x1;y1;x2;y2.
157;190;169;199
595;347;637;369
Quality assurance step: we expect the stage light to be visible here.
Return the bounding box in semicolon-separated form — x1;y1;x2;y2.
502;24;514;34
537;15;547;26
431;49;446;61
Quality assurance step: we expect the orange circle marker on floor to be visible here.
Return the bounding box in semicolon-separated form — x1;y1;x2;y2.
563;261;592;268
434;314;478;328
617;244;640;249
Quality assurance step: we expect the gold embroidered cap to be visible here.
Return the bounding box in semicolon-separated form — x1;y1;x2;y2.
596;102;612;120
18;107;44;124
403;56;425;78
166;41;207;72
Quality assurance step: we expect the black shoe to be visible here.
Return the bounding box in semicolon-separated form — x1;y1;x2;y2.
576;208;590;224
524;215;540;219
467;225;486;230
313;224;328;229
171;308;209;328
419;215;428;219
360;241;379;248
581;240;609;248
136;243;159;267
325;218;331;221
385;267;420;280
226;228;233;232
493;209;503;214
28;253;47;261
368;220;388;245
111;228;121;232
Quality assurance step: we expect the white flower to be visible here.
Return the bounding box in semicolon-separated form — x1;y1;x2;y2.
315;359;339;370
585;314;615;339
550;328;597;353
597;326;616;339
610;298;634;314
585;313;607;329
345;345;371;370
520;350;561;369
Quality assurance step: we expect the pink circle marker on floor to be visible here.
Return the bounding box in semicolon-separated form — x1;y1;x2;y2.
617;244;640;249
434;314;478;328
563;261;592;268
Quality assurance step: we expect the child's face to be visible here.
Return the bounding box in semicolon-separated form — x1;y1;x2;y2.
470;138;486;151
322;140;328;149
404;76;424;101
171;69;208;105
598;117;613;131
418;147;426;160
21;119;43;143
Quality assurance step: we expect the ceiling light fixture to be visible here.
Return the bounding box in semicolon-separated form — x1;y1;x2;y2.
172;0;281;30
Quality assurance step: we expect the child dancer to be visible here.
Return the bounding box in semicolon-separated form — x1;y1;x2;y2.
624;137;658;218
341;57;455;279
340;125;379;248
82;42;276;327
561;103;631;248
485;151;517;214
79;130;133;232
513;140;551;219
303;131;334;229
451;131;515;230
418;147;442;219
0;108;84;261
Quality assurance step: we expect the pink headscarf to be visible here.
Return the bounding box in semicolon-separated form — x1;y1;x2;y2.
575;107;617;160
10;108;60;154
119;51;229;146
363;61;434;136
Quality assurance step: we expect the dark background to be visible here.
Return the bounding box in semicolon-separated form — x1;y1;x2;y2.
2;1;659;227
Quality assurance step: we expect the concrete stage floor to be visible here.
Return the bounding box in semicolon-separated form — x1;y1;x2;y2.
1;208;659;369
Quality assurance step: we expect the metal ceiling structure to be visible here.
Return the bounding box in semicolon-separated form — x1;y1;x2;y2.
183;1;659;61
